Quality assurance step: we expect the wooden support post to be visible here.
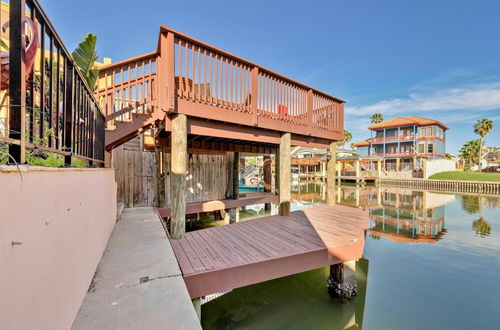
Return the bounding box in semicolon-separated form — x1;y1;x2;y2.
226;151;240;223
327;260;357;301
327;141;337;205
377;160;382;178
278;133;291;216
229;208;239;223
396;158;400;172
170;114;187;239
227;151;239;199
104;150;112;168
155;146;165;208
355;160;361;179
192;298;201;320
263;155;272;210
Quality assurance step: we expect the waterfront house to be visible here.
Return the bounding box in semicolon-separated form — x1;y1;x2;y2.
353;116;449;171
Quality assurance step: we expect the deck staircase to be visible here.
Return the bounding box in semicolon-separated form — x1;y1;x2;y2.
104;110;163;151
95;52;161;151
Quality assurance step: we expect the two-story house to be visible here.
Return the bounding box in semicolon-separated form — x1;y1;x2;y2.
353;116;448;170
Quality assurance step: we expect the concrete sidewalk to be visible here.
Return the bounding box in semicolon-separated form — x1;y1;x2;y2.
72;207;201;330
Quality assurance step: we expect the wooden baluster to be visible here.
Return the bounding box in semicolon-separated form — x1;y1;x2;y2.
203;48;207;102
306;89;313;135
251;67;259;126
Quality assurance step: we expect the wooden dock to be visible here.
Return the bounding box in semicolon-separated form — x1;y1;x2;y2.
169;205;368;299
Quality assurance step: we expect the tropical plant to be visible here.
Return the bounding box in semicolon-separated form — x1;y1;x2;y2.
338;130;352;147
444;153;454;160
72;33;99;90
461;195;480;214
370;113;384;124
472;217;492;237
459;139;482;171
473;118;494;171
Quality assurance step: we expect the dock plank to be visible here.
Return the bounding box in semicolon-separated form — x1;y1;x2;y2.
169;205;368;298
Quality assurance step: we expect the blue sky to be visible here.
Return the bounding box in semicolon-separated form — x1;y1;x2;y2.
44;0;500;154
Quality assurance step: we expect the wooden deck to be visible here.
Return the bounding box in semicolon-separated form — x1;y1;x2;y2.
157;194;278;218
169;205;368;299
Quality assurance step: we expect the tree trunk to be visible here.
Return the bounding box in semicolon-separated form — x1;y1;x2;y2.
478;137;483;172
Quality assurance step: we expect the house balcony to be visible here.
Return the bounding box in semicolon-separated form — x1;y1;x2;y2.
96;26;345;150
369;151;416;158
371;135;415;143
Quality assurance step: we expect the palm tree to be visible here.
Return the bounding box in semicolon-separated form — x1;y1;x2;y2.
459;139;481;171
473;118;494;171
370;113;384;124
338;130;352;147
72;33;99;91
444;153;454;160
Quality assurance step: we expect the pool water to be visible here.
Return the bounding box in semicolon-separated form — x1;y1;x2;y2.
200;183;500;330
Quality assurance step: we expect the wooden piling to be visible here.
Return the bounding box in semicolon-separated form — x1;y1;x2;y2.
278;133;291;216
263;155;272;211
170;114;187;239
327;141;337;205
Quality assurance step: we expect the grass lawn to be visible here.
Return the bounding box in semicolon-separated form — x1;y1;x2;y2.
429;171;500;182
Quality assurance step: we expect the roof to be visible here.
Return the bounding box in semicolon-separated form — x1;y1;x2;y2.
368;116;449;130
353;139;371;147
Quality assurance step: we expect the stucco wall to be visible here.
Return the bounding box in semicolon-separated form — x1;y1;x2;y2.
425;159;456;178
0;166;117;330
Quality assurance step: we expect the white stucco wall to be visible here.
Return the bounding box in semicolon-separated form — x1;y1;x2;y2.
425;159;456;178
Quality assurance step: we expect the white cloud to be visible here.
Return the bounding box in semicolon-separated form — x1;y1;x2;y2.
346;81;500;117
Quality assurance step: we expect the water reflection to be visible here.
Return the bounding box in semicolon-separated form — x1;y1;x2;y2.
201;184;500;329
291;182;455;243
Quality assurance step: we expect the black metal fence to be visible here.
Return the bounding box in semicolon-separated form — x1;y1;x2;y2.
0;0;105;166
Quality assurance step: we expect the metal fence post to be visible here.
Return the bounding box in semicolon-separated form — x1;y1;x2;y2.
64;62;74;166
8;0;27;164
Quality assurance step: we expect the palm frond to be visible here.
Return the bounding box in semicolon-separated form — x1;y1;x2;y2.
72;33;98;90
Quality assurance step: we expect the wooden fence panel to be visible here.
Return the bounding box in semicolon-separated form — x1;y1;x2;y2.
164;153;230;205
113;138;232;207
112;137;157;207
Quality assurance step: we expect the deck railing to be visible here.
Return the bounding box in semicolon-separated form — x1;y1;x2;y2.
372;135;415;143
96;52;157;129
97;26;344;141
1;0;105;165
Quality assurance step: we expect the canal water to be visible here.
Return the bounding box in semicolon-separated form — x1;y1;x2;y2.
196;183;500;330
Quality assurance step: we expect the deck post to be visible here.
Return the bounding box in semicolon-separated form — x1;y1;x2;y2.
355;160;361;179
263;155;272;210
159;31;176;112
278;133;291;215
155;144;165;208
170;114;187;239
192;298;201;320
228;151;240;223
377;160;382;178
327;141;337;205
327;260;358;301
396;158;400;172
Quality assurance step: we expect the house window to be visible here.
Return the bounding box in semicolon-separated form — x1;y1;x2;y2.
420;126;433;137
427;143;434;154
418;143;425;153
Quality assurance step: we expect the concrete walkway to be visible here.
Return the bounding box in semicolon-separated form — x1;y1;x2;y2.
72;207;201;330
